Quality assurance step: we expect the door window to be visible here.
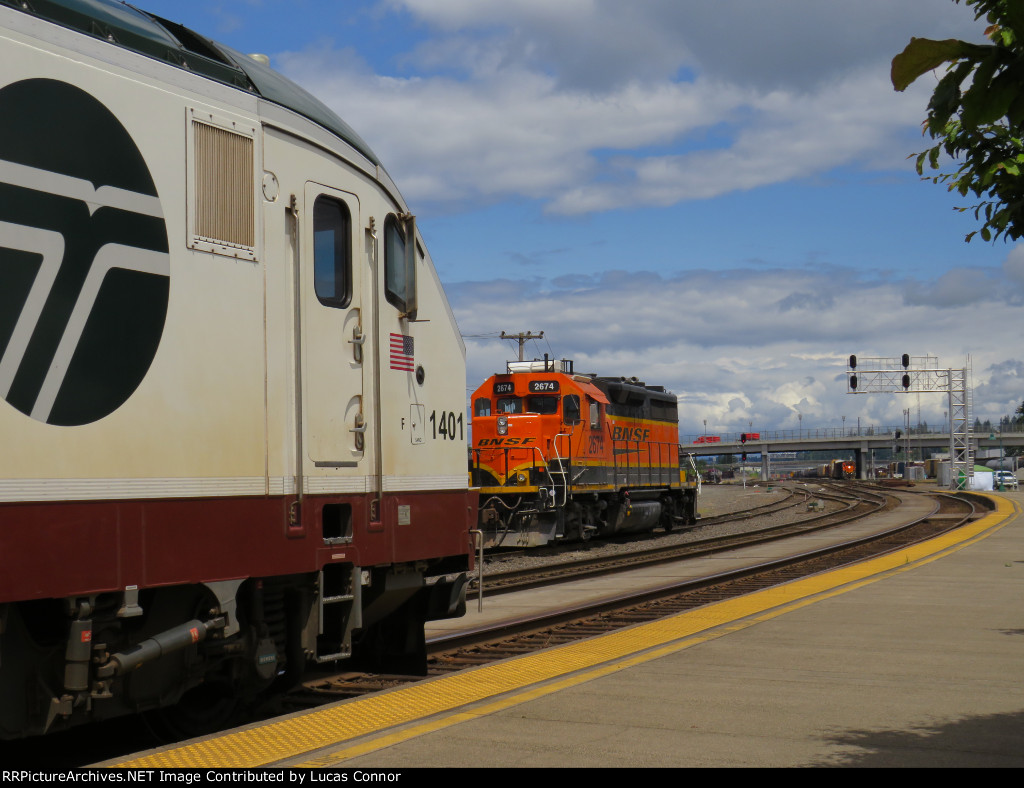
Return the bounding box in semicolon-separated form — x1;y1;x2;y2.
313;196;351;308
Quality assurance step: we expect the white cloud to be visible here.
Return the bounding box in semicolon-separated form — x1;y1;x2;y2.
548;67;932;214
974;360;1024;416
1004;246;1024;289
277;46;752;211
903;267;1000;307
391;0;982;91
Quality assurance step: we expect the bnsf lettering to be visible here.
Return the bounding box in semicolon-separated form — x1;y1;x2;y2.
478;438;536;446
611;426;651;441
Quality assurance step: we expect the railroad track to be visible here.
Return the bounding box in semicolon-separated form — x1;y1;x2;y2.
481;484;813;565
695;482;809;525
470;482;891;595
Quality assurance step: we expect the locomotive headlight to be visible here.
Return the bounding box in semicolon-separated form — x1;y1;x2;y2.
517;473;526;483
497;415;508;435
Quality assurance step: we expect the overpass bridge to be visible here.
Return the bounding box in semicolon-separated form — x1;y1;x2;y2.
682;426;1024;481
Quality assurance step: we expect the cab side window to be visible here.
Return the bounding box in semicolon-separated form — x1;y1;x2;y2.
563;394;581;425
385;213;416;315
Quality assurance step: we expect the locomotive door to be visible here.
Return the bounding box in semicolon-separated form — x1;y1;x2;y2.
300;182;365;466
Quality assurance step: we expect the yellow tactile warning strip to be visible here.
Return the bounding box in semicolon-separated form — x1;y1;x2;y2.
114;494;1018;769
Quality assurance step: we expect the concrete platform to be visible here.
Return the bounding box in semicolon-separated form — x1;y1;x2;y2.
112;490;1024;768
408;491;1024;767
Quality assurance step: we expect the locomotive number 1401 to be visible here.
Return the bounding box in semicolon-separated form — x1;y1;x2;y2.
429;409;464;441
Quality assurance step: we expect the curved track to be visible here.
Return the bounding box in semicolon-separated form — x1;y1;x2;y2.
471;481;891;595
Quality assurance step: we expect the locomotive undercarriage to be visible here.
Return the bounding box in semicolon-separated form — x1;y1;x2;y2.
480;486;697;549
0;565;468;739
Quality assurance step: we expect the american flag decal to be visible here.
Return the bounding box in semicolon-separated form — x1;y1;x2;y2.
390;333;415;371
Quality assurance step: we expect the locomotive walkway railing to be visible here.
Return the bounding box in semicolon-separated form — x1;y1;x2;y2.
612;439;678;488
470;445;551;487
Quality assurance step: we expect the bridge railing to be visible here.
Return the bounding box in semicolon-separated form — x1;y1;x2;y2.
682;424;957;445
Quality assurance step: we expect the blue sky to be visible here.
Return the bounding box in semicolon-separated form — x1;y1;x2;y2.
131;0;1024;436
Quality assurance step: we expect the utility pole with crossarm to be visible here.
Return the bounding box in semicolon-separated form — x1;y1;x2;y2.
500;331;544;362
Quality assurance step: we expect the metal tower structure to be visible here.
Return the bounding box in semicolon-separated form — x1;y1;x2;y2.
949;365;972;490
846;355;972;490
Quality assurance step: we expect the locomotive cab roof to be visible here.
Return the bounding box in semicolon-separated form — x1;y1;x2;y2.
3;0;380;165
478;358;679;423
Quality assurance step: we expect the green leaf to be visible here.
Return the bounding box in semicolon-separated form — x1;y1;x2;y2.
964;66;1019;127
960;54;999;126
915;150;928;175
891;38;990;91
1005;5;1024;40
895;7;1024;246
1006;92;1024;126
927;62;974;132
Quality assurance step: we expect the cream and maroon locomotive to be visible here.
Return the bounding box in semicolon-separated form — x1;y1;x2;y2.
0;0;474;738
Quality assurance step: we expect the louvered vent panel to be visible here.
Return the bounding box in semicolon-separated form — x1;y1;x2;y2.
193;120;255;249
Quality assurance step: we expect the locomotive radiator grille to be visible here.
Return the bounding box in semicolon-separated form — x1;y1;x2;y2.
191;118;256;253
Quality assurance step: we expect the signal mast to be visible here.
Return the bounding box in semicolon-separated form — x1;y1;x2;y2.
846;354;972;490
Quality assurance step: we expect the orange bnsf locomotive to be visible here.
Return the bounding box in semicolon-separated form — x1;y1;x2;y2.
828;459;856;479
797;459;856;480
470;359;698;547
